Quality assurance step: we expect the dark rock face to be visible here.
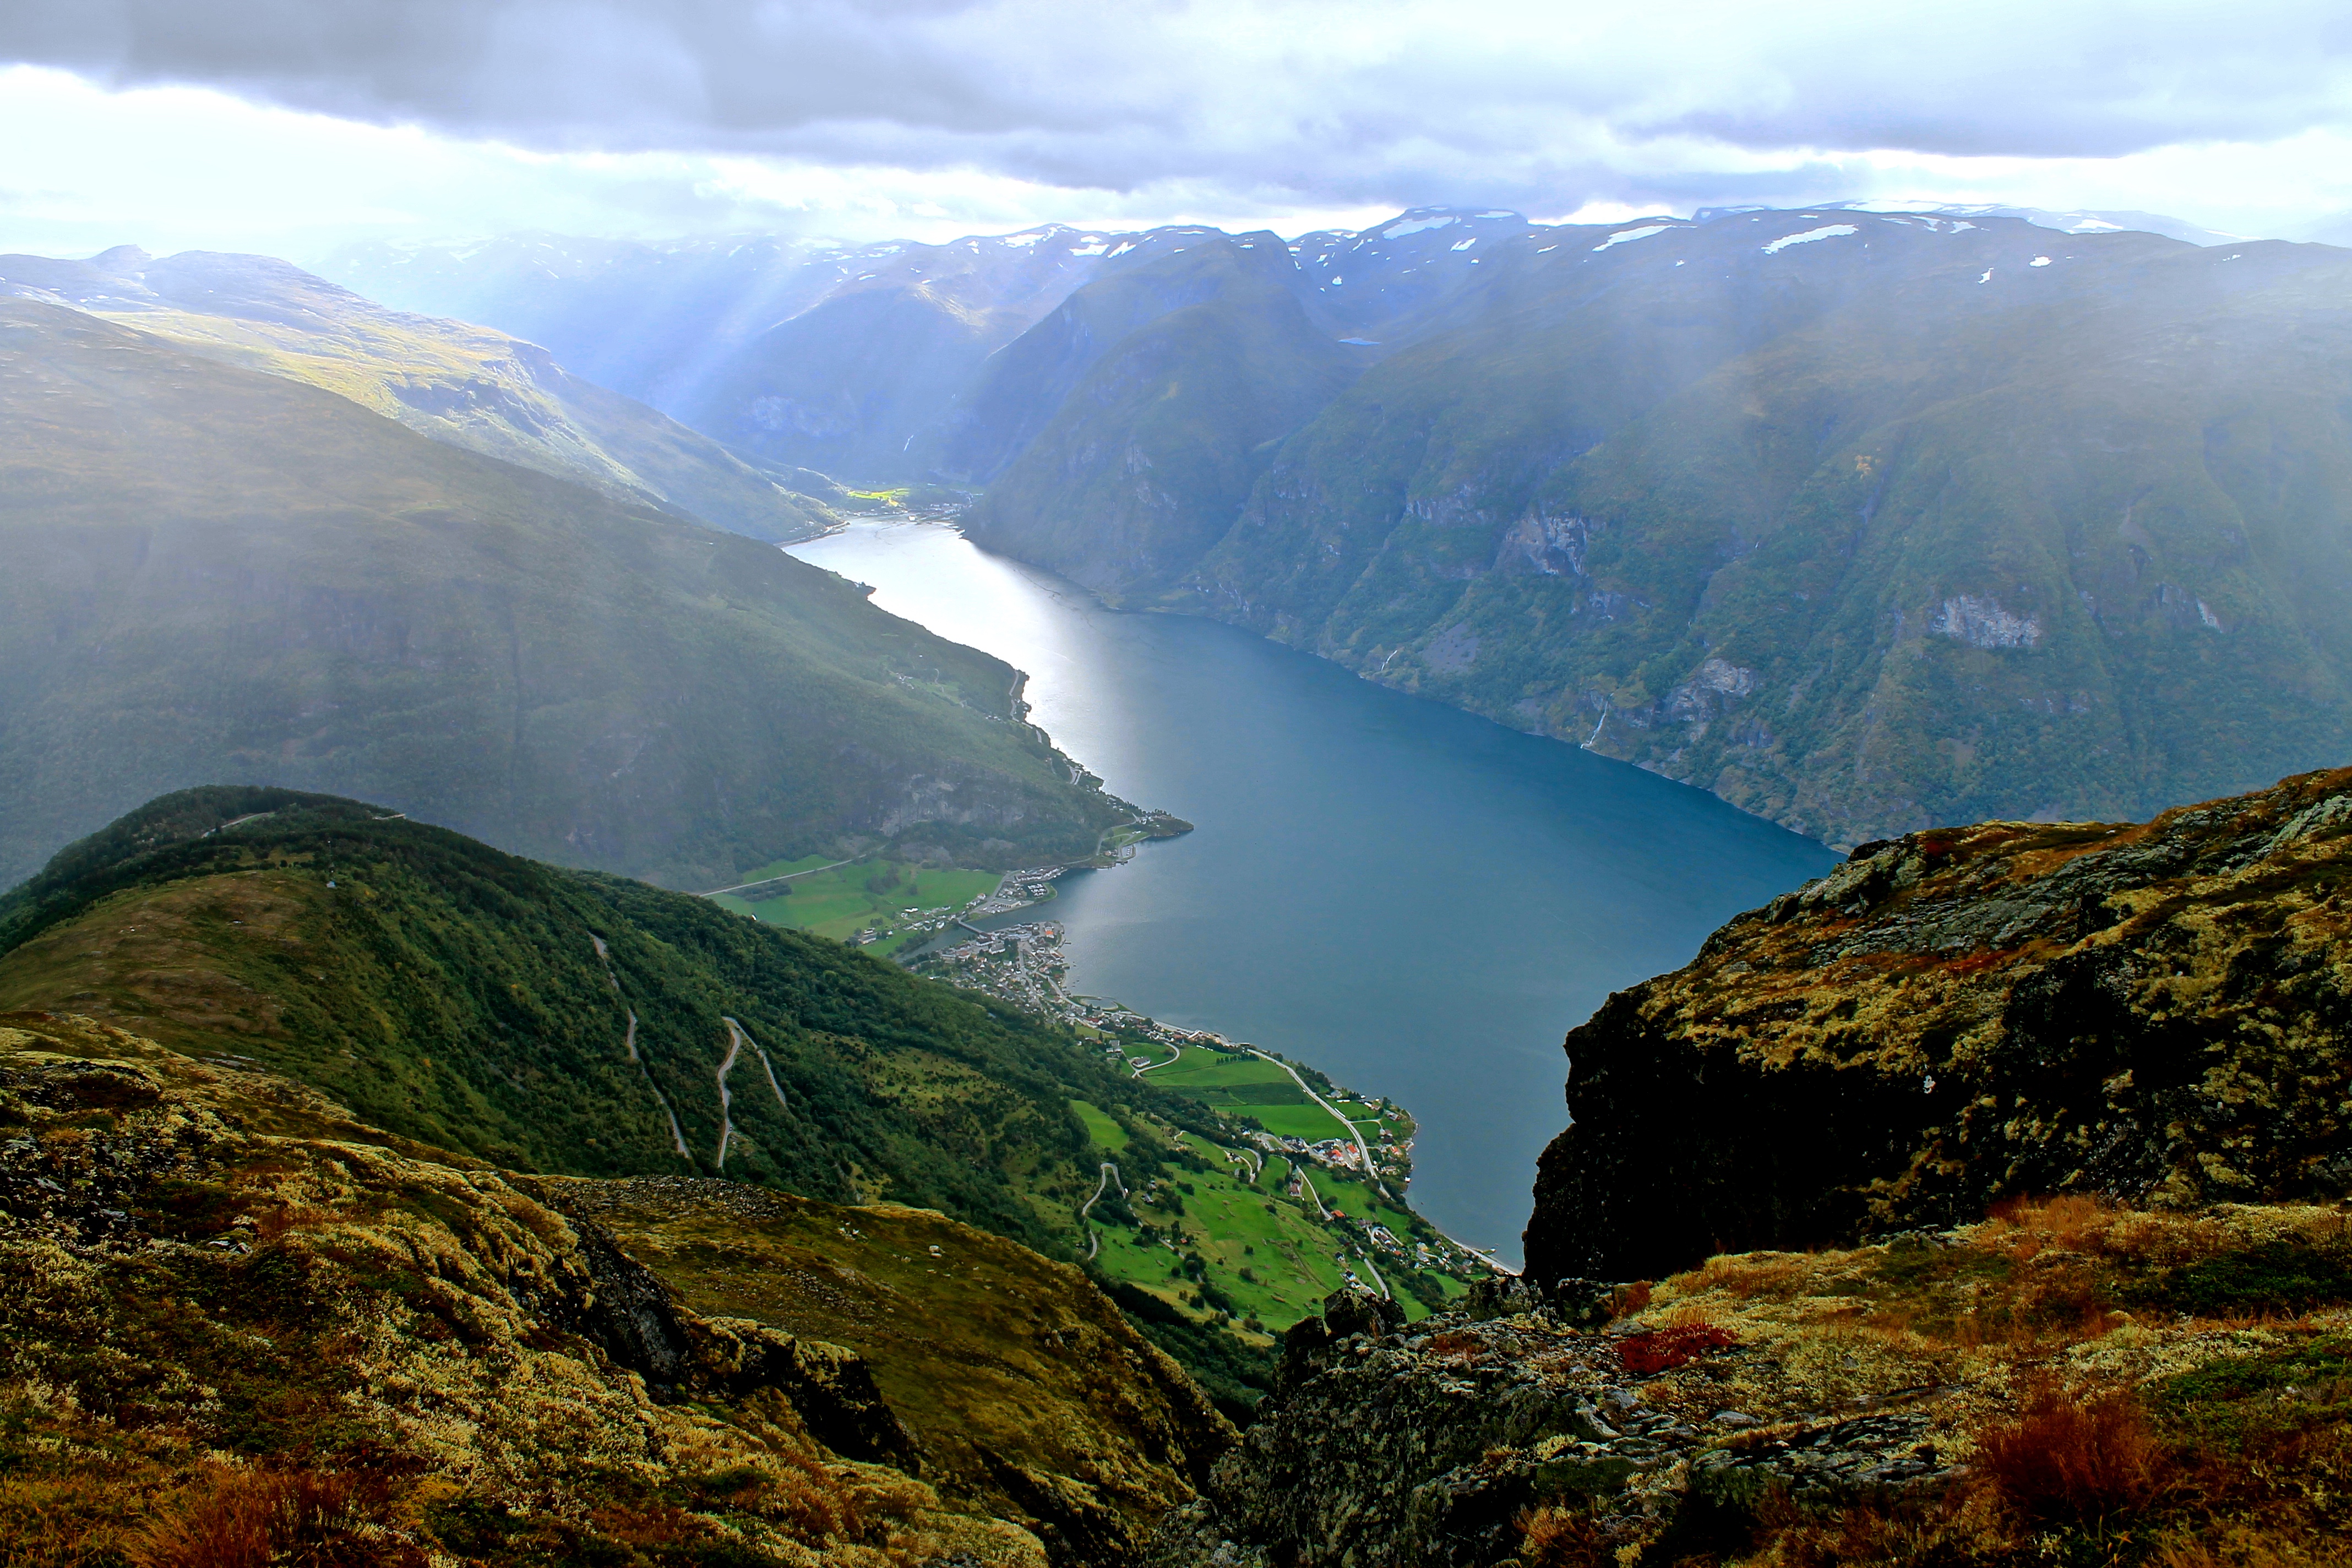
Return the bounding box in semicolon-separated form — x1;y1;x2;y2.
1524;767;2352;1284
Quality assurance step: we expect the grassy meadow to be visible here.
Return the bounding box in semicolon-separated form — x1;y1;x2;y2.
1139;1042;1352;1143
714;859;1003;952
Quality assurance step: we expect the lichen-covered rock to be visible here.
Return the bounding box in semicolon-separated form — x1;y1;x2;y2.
1154;1200;2352;1567
1150;1288;1963;1567
1526;766;2352;1282
0;1013;1102;1566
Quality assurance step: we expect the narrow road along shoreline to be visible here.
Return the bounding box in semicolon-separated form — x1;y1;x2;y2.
1246;1048;1388;1199
696;856;860;899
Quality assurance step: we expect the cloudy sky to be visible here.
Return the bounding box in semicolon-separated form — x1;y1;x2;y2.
5;0;2351;260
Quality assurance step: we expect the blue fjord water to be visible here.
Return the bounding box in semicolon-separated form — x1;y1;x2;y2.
791;520;1837;1266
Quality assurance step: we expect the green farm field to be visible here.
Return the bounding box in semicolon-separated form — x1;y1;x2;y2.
1141;1043;1351;1142
1069;1098;1131;1151
712;859;1001;951
1087;1140;1355;1329
1076;1106;1449;1330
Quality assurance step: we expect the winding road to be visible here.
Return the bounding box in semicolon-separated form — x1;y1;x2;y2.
714;1016;792;1169
1079;1161;1126;1260
589;937;691;1158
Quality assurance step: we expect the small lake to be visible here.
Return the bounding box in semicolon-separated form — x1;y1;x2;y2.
791;520;1837;1266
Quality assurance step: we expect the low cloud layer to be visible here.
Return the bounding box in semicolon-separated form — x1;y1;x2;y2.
9;0;2352;221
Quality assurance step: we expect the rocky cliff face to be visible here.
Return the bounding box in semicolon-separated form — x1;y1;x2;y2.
1524;766;2352;1285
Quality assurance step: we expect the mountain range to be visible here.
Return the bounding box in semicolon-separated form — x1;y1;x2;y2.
330;224;1225;482
326;204;2352;849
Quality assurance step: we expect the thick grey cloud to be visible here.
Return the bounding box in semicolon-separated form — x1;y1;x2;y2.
8;0;2352;216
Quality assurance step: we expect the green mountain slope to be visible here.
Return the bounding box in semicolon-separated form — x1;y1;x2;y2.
959;237;1358;595
0;787;1143;1240
0;788;1478;1413
0;298;1126;888
0;245;837;542
965;207;2352;847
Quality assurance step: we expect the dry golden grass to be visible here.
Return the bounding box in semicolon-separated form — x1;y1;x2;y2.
0;1027;1058;1568
1551;1191;2352;1567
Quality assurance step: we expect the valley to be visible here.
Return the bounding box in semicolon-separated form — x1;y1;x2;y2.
7;8;2352;1563
360;205;2352;855
792;518;1834;1264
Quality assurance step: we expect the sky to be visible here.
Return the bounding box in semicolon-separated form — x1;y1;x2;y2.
5;0;2352;262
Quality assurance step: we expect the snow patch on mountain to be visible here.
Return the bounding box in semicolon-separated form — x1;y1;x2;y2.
1593;225;1669;252
1762;225;1859;254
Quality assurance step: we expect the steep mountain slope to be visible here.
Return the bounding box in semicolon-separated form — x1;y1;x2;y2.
0;300;1126;888
1523;765;2352;1284
957;236;1359;594
0;244;835;542
0;1010;1230;1566
962;208;2352;848
560;1175;1232;1560
1202;215;2352;847
934;233;1301;487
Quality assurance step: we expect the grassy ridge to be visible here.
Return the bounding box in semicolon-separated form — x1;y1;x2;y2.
0;787;1459;1410
0;298;1125;888
0;788;1137;1246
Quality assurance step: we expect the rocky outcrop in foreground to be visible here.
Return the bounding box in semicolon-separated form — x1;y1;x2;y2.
1153;769;2352;1567
0;1012;1227;1566
1157;1197;2352;1566
1526;766;2352;1283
